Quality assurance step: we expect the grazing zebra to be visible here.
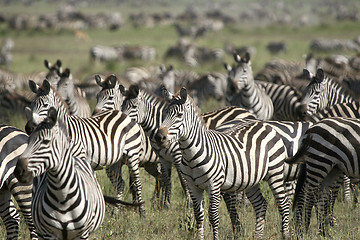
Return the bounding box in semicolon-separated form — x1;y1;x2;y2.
300;68;357;118
24;79;146;216
94;77;255;208
225;52;274;120
44;59;62;86
0;125;37;240
286;117;360;236
57;68;91;118
14;108;105;240
155;87;290;240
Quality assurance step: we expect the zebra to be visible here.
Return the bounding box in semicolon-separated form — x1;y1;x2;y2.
285;117;360;236
24;79;147;216
256;81;304;121
154;87;291;240
14;107;105;240
94;78;255;208
300;68;357;118
57;68;91;118
43;59;62;87
0;125;37;240
224;52;274;120
93;74;163;207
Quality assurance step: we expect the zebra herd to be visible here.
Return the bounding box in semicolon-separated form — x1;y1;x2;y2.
1;52;360;239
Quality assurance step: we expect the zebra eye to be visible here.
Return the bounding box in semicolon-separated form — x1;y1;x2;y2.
177;112;183;118
43;139;50;145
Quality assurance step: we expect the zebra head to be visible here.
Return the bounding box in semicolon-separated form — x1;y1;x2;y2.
15;107;69;183
300;68;328;116
44;59;62;87
93;74;124;114
25;79;66;134
225;52;254;92
156;87;195;149
56;68;73;102
121;85;146;124
158;64;175;94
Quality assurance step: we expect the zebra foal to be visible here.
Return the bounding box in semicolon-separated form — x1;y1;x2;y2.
155;88;290;240
14;107;105;240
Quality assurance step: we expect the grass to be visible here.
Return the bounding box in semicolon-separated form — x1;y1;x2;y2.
1;1;360;239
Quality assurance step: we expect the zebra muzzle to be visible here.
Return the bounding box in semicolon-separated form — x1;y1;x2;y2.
14;158;33;183
154;128;170;148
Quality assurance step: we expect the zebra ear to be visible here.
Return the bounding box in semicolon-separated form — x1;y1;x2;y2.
128;85;139;98
224;63;232;72
95;74;105;87
108;75;118;88
179;87;187;103
42;80;51;94
168;65;173;71
25;107;32;121
46;107;58;127
233;53;241;63
56;59;62;68
44;60;50;70
119;85;127;96
29;80;39;93
243;52;250;63
161;85;172;101
302;69;312;79
62;68;71;78
315;69;324;83
159;64;166;73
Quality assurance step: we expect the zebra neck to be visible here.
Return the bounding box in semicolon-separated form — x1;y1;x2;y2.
45;149;80;203
142;94;167;138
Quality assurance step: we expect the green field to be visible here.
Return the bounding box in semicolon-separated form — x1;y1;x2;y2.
1;0;360;239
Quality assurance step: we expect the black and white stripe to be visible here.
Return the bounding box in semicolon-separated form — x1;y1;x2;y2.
224;52;274;120
286;117;360;236
25;79;147;216
0;125;37;240
14;108;105;239
155;88;290;240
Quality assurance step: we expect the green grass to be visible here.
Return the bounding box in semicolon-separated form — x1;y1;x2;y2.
1;1;360;239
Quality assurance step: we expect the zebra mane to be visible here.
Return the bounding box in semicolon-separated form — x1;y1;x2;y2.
172;89;205;125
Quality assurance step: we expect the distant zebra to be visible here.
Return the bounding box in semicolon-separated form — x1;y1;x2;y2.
94;79;255;208
225;52;274;120
286;117;360;236
14;108;105;240
24;79;146;216
0;89;34;122
0;125;37;240
0;38;14;67
155;88;290;240
300;68;357;118
57;68;91;117
44;59;62;86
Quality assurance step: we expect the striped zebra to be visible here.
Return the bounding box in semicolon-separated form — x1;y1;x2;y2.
285;117;360;236
94;77;255;208
224;52;274;120
300;68;357;118
24;79;147;216
57;68;91;118
256;81;304;121
155;87;290;240
44;59;62;86
0;125;37;240
14;107;105;239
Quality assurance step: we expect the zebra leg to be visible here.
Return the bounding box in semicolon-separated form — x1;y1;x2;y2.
105;161;125;201
221;192;243;236
173;156;191;207
143;162;162;208
0;188;20;240
188;186;205;240
245;185;268;240
207;187;222;240
343;176;351;202
7;175;38;239
126;156;145;217
159;159;172;208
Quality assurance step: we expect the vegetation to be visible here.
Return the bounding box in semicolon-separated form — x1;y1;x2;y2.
1;0;360;239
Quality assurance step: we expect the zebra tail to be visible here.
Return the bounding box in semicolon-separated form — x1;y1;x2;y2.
285;134;312;164
292;163;306;211
103;195;144;208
